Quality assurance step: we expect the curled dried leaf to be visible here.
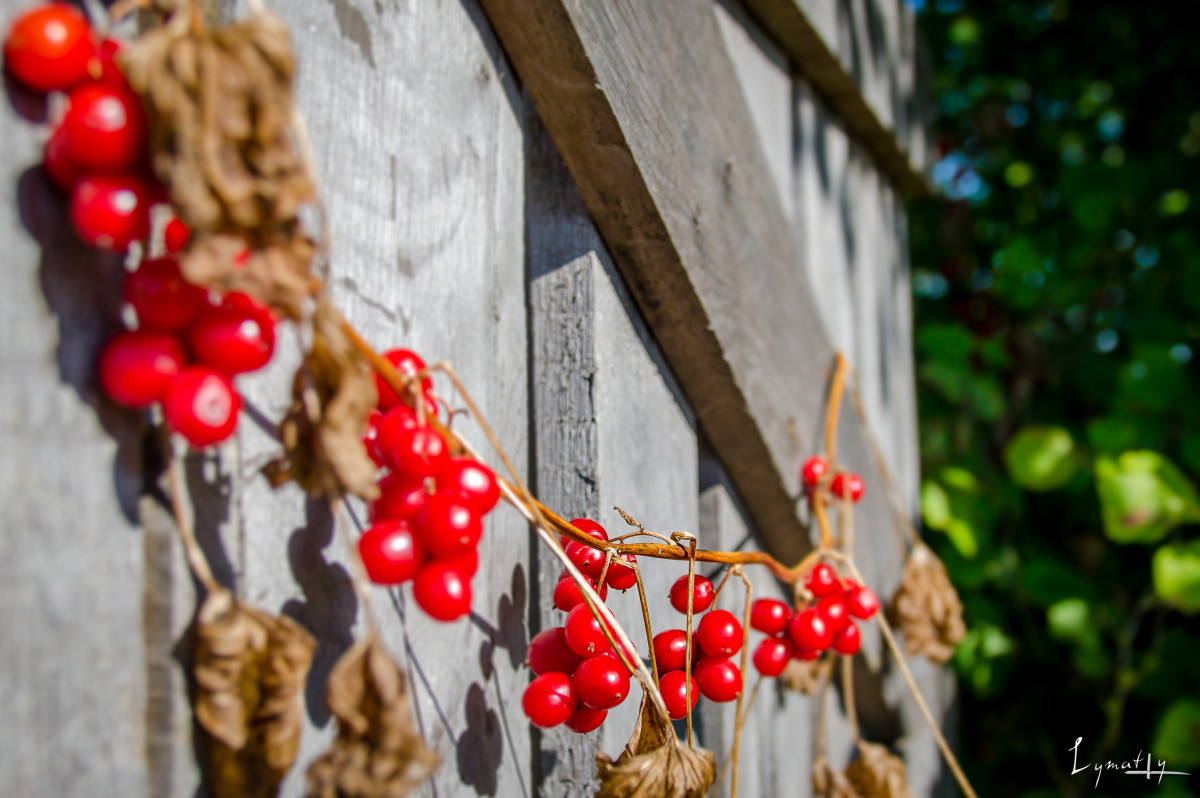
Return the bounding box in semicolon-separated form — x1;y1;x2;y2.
886;544;966;665
844;743;915;798
780;654;834;695
813;756;861;798
594;695;715;798
265;299;380;500
179;234;317;320
306;635;438;798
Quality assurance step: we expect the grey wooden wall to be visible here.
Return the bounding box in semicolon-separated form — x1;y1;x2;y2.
0;0;947;796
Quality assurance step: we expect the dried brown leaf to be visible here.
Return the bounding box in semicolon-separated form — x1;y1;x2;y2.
780;654;834;695
305;635;438;798
594;695;716;798
813;756;861;798
179;234;317;320
844;743;915;798
886;544;966;665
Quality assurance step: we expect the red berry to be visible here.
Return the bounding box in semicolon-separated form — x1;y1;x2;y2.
125;257;207;332
668;574;714;614
573;653;631;710
562;518;608;548
439;457;500;514
565;540;606;580
364;410;386;467
163;367;241;447
391;427;449;481
749;599;790;636
816;595;851;634
163;215;190;254
801;455;828;489
788;639;821;661
564;706;606;734
43;123;79;192
696;609;743;658
93;37;126;88
604;553;638;591
412;561;472;621
188;298;276;375
552;571;607;612
652;629;697;673
375;404;421;467
805;563;841;598
832;622;862;655
369;473;427;521
659;670;699;720
829;472;865;503
527;627;583;676
844;584;880;620
70;173;153;251
375;348;431;410
522;672;576;729
694;657;742;702
563;603;612;659
3;3;96;92
63;83;146;172
416;492;482;560
788;608;833;651
445;548;479;577
752;638;790;677
97;330;186;408
358;519;424;585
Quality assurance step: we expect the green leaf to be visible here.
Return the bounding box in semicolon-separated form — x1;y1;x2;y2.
1004;426;1078;491
1153;541;1200;612
1020;555;1097;605
1094;451;1200;544
921;480;952;529
1047;598;1090;641
1152;699;1200;768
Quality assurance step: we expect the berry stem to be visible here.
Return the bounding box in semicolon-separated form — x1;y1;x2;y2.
681;532;698;747
729;567;754;798
160;425;219;595
633;563;659;683
823;352;849;466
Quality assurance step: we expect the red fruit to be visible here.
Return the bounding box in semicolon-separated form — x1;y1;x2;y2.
832;622;862;655
829;472;865;503
844;584;880;620
564;706;606;734
43;123;79;192
694;657;742;702
562;518;608;548
752;638;790;677
416;492;482;560
445;548;479;577
527;627;582;676
816;595;850;634
70;173;153;251
369;473;427;521
63;83;146;172
652;629;697;673
695;609;743;658
573;654;631;710
93;37;125;88
412;561;472;621
659;670;699;720
358;519;424;585
188;298;276;375
522;672;576;729
552;571;607;612
668;574;714;614
805;563;841;598
364;410;386;467
788;608;833;651
3;3;96;92
125;257;207;332
439;457;500;514
749;599;790;636
375;348;431;410
163;367;241;447
565;540;606;580
391;427;449;481
789;640;820;661
163;215;190;254
563;603;612;659
801;455;828;489
604;553;638;591
97;330;186;408
375;404;421;467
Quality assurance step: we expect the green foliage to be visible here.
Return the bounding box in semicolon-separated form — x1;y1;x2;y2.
1004;425;1077;491
1152;699;1200;769
1094;451;1200;544
1153;541;1200;612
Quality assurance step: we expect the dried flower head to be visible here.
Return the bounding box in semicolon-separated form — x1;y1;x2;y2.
594;695;716;798
780;654;834;695
844;742;915;798
812;756;861;798
887;544;966;665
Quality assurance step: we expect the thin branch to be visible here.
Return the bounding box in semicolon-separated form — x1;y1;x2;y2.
729;568;753;798
161;427;219;595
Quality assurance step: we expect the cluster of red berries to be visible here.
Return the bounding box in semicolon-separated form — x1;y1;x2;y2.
356;349;502;623
748;563;879;678
4;4;191;253
801;456;865;503
522;520;639;732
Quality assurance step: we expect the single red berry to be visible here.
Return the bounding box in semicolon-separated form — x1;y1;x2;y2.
659;670;699;720
522;672;576;729
832;622;862;655
63;83;146;172
188;297;276;375
412;561;472;621
694;657;743;702
528;627;583;676
749;598;790;636
564;706;606;734
364;410;386;467
788;608;833;651
844;584;880;620
93;37;126;88
552;571;607;612
43;122;79;192
163;214;190;254
652;629;697;673
572;653;631;710
369;473;427;521
562;518;608;548
358;519;425;585
391;427;449;482
788;639;821;661
439;457;500;514
375;348;431;410
805;563;841;598
752;638;790;677
696;609;743;658
97;330;186;408
801;455;828;489
3;3;97;92
124;257;207;333
375;403;421;467
668;574;714;615
416;492;482;560
816;595;850;634
70;173;153;251
563;603;612;659
565;540;606;580
604;553;638;591
163;367;241;447
829;472;865;503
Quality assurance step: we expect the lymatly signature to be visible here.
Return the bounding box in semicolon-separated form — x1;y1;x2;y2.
1071;737;1192;788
